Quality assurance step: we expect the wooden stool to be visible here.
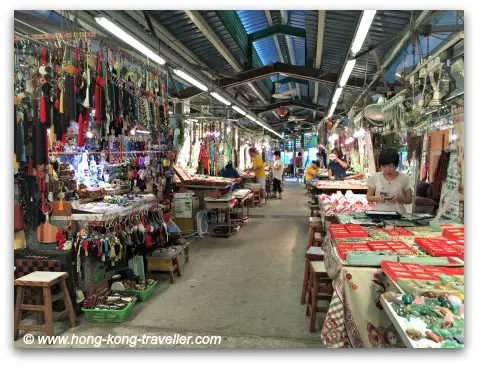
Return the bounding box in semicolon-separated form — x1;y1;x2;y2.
307;220;323;248
309;205;320;217
146;249;184;284
306;261;334;332
312;232;323;248
300;247;325;304
14;271;76;340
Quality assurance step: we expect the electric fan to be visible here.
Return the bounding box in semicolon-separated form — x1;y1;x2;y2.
196;210;209;237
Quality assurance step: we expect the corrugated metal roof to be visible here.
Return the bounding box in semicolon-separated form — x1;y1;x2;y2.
288;10;306;29
149;10;235;74
321;10;360;75
236;10;268;33
352;10;413;79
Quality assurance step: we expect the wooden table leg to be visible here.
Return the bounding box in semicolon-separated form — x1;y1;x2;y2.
227;208;231;236
300;258;310;304
309;273;319;332
42;287;54;337
60;280;76;328
174;257;181;277
185;247;189;263
14;286;24;340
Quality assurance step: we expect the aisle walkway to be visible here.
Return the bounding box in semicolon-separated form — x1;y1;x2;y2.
16;180;325;348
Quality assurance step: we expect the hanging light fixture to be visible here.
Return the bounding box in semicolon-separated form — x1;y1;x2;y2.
232;106;247;115
95;17;166;65
211;92;231;106
173;69;208;91
351;11;377;54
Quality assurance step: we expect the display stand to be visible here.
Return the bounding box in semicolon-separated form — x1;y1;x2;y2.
205;198;237;237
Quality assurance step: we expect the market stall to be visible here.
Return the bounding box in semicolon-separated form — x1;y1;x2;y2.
319;220;464;348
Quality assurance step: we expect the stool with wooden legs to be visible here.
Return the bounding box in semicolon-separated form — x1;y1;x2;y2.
309;205;321;217
14;271;76;340
306;261;334;332
300;247;325;304
307;219;323;249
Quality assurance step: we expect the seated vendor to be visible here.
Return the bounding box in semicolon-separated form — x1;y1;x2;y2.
328;148;348;179
367;148;412;214
305;160;320;183
218;162;240;179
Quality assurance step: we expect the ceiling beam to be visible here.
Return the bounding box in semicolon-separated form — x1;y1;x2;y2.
174;62;369;99
184;10;242;72
313;10;326;119
279;10;301;100
184;10;270;106
128;11;216;81
252;100;322;114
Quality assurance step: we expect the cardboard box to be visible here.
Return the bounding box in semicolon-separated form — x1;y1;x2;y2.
174;217;197;232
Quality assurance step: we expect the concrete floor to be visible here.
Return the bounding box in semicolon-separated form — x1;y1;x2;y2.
15;180;325;349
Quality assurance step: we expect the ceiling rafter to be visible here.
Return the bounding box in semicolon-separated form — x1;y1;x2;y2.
279;10;301;100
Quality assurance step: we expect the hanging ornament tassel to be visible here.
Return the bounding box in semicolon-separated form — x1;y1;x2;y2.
78;112;85;147
58;199;64;211
40;96;47;123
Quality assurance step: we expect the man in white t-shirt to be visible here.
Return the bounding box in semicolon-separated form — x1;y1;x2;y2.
272;150;284;199
367;148;413;214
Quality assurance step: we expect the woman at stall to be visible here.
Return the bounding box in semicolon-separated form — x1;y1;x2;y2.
367;148;413;214
328;148;348;179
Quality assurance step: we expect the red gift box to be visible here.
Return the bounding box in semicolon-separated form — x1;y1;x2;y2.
381;261;440;281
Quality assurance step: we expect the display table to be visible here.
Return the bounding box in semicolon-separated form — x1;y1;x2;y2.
320;224;464;348
307;179;368;194
232;189;254;217
51;194;160;222
177;184;233;209
205;196;237;237
334;212;435;226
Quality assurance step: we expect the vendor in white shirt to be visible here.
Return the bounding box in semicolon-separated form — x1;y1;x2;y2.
366;148;412;214
271;150;284;199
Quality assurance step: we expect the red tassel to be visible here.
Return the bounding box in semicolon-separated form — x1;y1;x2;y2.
78;113;85;147
40;97;47;123
40;48;47;66
28;157;33;176
61;132;67;144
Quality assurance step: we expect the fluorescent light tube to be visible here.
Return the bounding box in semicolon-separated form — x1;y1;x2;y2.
339;59;356;87
232;106;247;115
246;114;257;121
95;17;166;65
173;69;208;91
211;92;231;106
332;88;343;104
351;10;376;54
328;103;337;117
135;130;151;134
